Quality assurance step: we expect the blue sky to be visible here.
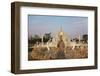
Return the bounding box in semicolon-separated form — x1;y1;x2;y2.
28;15;88;39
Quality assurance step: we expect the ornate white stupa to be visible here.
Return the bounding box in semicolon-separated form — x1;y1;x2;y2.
51;26;70;48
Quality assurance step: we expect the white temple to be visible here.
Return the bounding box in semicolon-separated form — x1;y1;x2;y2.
30;26;88;60
49;26;70;48
32;26;87;50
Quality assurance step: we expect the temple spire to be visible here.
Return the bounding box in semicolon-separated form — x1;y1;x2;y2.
60;25;62;32
59;25;64;36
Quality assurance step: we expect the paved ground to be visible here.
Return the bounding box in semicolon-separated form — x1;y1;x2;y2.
28;47;88;60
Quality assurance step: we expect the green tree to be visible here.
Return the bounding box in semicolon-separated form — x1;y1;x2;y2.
43;33;52;42
33;34;40;39
82;34;88;43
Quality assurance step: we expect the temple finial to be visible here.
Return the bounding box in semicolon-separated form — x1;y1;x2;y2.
60;25;62;32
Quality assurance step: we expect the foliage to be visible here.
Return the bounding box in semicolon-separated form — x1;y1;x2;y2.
28;33;52;45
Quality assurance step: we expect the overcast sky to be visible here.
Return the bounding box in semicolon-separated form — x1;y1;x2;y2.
28;15;88;39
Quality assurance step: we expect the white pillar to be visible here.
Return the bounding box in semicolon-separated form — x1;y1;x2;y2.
41;35;43;46
78;35;80;42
